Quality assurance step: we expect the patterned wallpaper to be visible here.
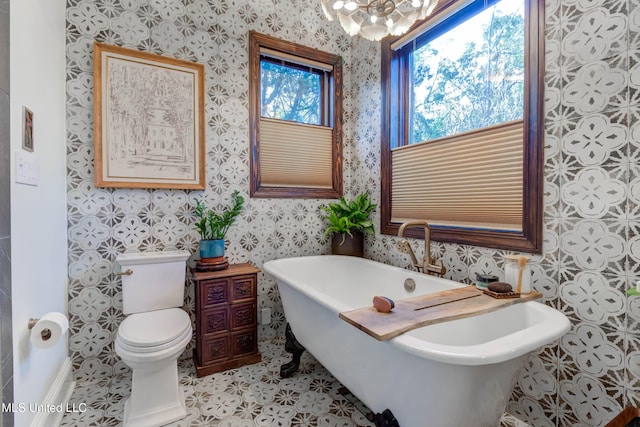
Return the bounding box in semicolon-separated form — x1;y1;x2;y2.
65;0;640;426
65;0;353;382
357;0;640;425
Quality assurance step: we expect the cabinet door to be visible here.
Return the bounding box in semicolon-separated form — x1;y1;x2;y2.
200;335;230;365
231;329;257;357
199;279;228;310
201;307;229;336
230;303;256;330
230;275;256;304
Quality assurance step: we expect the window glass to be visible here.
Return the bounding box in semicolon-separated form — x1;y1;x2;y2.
410;0;524;144
260;59;322;125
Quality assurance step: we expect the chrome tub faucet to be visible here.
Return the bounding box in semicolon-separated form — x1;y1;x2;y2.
397;220;446;277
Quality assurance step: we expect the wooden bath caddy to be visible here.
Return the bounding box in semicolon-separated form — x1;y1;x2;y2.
339;286;542;341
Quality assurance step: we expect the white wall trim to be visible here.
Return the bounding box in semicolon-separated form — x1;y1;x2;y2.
30;357;75;427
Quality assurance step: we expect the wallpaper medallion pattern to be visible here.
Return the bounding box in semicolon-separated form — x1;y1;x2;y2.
66;0;352;382
65;0;640;425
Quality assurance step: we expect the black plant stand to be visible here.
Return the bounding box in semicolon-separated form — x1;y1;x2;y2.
279;323;306;378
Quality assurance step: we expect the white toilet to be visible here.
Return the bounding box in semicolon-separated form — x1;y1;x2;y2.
115;250;192;427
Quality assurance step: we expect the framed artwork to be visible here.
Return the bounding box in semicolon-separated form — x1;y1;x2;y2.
93;42;205;189
22;107;33;152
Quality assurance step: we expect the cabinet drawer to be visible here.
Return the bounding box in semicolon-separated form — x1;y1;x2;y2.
200;335;230;365
200;307;228;335
230;303;256;330
200;279;228;309
231;329;257;357
231;275;256;303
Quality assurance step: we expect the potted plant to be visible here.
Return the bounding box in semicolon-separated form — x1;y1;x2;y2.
320;192;376;257
194;190;245;261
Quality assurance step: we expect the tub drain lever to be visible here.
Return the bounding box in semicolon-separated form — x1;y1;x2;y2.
404;278;416;293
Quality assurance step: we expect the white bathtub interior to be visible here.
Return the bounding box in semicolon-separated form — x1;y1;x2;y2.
405;302;544;346
268;255;460;311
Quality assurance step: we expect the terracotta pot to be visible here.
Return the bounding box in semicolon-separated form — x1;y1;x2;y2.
331;232;364;257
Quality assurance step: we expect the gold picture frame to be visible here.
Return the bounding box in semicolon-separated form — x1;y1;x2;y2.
22;106;34;152
93;42;205;189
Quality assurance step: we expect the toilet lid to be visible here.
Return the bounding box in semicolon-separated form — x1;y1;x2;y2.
118;308;191;349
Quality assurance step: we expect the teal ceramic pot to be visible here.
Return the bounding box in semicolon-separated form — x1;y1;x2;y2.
200;239;225;259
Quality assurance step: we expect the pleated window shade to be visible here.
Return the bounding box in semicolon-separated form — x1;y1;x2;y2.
391;119;524;231
259;117;333;188
260;47;334;72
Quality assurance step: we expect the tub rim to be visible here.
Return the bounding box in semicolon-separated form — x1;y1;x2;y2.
263;255;570;366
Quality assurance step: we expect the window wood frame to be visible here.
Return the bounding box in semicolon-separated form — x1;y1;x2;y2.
380;0;544;253
249;31;343;199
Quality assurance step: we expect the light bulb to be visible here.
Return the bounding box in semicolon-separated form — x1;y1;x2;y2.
324;0;438;41
344;1;359;11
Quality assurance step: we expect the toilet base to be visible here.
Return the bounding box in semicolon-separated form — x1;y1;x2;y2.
122;390;186;427
121;358;187;427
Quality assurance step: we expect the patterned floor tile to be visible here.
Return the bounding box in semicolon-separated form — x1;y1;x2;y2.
61;337;526;426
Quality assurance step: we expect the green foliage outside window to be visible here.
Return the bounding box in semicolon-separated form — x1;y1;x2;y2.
411;0;524;144
260;60;322;125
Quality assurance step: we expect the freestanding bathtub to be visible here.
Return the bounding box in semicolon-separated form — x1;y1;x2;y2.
263;255;570;427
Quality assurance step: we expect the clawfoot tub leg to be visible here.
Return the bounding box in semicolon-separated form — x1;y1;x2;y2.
374;409;400;427
280;323;306;378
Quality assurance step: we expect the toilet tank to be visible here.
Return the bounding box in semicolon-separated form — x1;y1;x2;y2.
116;250;191;315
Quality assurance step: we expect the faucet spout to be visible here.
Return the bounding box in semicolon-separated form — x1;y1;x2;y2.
397;220;446;277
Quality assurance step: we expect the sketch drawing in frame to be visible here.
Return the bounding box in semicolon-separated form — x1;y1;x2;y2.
22;107;34;152
93;42;205;189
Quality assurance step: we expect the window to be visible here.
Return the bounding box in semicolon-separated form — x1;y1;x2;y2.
249;31;343;199
381;0;543;253
260;59;323;125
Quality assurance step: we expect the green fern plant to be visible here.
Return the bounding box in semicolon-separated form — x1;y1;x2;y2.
194;191;245;240
320;192;376;243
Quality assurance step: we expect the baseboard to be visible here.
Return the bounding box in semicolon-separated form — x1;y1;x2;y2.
30;357;75;427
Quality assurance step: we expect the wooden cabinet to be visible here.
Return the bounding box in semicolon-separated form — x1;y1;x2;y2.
191;263;261;377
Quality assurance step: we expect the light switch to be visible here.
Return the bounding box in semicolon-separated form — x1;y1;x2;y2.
15;150;39;186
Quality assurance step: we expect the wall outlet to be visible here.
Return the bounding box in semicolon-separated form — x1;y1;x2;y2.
260;308;271;325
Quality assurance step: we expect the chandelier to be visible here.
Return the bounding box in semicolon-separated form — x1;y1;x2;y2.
320;0;439;41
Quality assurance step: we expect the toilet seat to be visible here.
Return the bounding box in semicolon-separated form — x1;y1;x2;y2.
117;308;191;354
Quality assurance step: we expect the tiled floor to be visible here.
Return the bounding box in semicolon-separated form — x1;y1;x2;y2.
61;337;529;426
